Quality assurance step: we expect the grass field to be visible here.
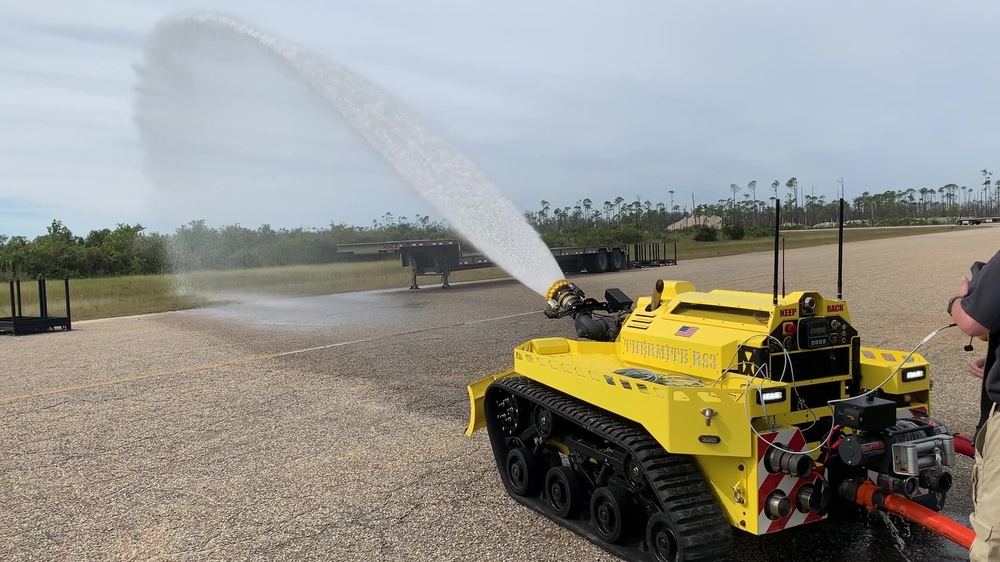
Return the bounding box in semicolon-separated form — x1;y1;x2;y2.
672;224;959;260
0;225;960;322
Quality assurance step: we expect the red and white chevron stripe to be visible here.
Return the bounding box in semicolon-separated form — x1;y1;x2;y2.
899;406;928;419
756;428;827;533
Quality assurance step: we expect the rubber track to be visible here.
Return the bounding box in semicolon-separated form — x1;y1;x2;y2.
487;376;734;562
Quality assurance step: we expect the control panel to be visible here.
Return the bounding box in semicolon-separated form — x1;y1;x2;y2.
797;316;850;349
772;295;856;353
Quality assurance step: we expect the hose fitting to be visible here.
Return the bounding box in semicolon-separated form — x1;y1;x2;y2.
919;468;953;494
545;279;584;317
840;478;974;550
764;445;814;477
764;490;792;520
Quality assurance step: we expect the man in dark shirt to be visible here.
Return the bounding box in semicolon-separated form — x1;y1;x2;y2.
949;250;1000;561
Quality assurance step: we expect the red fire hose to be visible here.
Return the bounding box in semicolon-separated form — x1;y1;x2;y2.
842;480;975;550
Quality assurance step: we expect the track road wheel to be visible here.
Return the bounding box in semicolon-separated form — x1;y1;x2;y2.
591;486;633;544
483;377;734;561
506;448;542;497
545;466;583;518
646;513;680;562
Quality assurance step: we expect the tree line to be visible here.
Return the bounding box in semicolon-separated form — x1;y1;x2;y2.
0;214;453;280
526;177;991;239
1;179;986;280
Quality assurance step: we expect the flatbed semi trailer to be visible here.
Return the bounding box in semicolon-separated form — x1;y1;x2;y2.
335;240;677;289
955;216;1000;225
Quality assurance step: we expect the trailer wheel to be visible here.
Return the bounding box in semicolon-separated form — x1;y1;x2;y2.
608;249;624;272
588;250;609;274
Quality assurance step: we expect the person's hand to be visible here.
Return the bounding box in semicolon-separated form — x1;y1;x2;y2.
970;356;986;379
959;276;970;297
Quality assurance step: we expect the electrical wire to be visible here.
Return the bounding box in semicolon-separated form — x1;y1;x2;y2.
765;333;820;432
828;322;956;405
743;384;838;456
713;333;812;438
742;374;838;454
742;322;958;457
669;309;955;457
709;334;778;386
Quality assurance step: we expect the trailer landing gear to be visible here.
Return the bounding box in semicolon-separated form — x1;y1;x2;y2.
409;265;451;289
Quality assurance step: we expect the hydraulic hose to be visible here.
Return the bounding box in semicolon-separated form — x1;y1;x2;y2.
573;313;614;342
953;433;975;458
841;479;974;550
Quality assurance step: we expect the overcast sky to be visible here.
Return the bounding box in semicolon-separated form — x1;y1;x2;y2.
4;1;1000;238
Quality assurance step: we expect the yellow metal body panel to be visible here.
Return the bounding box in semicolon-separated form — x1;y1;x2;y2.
858;346;931;396
510;339;793;459
696;450;756;532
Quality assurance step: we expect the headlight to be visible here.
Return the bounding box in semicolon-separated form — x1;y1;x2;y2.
901;367;927;382
757;388;787;404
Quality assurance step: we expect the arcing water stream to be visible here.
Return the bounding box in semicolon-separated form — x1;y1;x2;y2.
133;11;565;298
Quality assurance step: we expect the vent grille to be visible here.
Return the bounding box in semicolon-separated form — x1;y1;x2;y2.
625;312;656;331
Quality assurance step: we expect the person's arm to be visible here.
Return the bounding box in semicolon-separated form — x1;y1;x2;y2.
951;251;1000;337
953;288;990;337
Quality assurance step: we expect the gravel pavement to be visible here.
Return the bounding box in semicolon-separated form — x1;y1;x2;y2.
1;226;996;561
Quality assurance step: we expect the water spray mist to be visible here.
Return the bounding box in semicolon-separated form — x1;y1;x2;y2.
134;11;565;297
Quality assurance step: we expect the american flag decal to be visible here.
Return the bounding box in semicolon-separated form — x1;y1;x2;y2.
675;326;698;337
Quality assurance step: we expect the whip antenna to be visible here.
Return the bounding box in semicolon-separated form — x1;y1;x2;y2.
838;197;845;300
773;198;780;305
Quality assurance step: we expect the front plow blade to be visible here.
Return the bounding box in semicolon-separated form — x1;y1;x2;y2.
466;369;515;436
